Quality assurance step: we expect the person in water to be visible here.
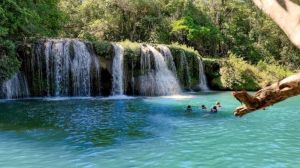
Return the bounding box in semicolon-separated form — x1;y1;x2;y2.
201;105;207;112
216;101;222;110
186;105;193;113
210;106;218;113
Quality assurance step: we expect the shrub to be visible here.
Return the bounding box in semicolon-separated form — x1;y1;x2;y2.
119;40;141;64
209;54;295;91
219;54;261;90
168;42;200;59
92;40;112;58
257;61;293;85
0;39;20;83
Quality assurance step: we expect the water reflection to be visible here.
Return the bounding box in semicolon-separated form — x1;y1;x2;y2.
1;93;300;167
0;99;153;147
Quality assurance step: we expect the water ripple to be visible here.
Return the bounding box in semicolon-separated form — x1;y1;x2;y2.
0;92;300;167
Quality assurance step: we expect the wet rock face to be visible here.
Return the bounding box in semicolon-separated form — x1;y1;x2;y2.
100;68;112;96
18;39;102;97
2;39;209;99
203;60;222;90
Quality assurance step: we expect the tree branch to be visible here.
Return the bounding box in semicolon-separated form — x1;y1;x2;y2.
233;73;300;116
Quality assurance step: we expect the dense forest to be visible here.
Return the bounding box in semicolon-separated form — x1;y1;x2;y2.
1;0;300;89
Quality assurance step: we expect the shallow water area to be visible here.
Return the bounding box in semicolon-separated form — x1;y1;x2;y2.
0;92;300;167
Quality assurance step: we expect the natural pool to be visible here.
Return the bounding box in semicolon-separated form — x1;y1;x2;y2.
0;92;300;168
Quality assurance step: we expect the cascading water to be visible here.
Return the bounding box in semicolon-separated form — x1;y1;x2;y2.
179;51;192;89
112;44;124;95
1;73;30;99
158;45;177;76
51;40;71;96
1;39;211;99
30;39;101;97
198;58;209;91
72;41;94;96
137;45;181;96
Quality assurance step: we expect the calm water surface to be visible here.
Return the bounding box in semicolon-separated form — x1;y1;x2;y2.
0;92;300;168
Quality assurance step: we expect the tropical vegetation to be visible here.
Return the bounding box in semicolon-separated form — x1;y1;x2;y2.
1;0;300;90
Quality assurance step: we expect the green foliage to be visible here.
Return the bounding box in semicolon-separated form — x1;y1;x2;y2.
60;0;169;42
256;61;293;85
1;0;299;89
202;58;221;79
171;15;221;54
119;40;141;64
0;0;64;83
0;39;20;83
211;54;294;91
168;43;202;89
1;0;64;39
172;16;220;41
57;0;300;70
92;40;113;58
168;43;200;59
219;55;261;90
119;40;141;55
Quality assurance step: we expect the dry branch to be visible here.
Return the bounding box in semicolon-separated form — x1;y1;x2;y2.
233;73;300;116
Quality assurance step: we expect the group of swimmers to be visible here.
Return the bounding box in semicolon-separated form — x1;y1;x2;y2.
185;102;221;113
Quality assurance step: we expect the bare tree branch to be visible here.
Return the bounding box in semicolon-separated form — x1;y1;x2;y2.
233;73;300;116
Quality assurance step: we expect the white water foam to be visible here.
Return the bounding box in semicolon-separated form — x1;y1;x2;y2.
112;44;125;95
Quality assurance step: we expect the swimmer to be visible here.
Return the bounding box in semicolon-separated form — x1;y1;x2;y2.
201;105;207;112
186;105;193;113
216;101;222;110
210;106;218;113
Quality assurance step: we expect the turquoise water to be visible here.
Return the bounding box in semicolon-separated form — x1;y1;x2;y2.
0;92;300;168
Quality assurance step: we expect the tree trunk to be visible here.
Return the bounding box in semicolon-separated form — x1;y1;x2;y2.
233;73;300;116
233;0;300;116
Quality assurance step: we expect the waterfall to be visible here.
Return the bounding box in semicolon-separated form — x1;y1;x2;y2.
31;39;101;97
45;41;51;96
51;40;71;96
131;59;135;95
1;73;30;99
1;38;210;99
180;51;191;89
112;44;124;95
72;41;93;96
158;45;177;76
137;45;181;96
92;53;101;96
198;58;209;91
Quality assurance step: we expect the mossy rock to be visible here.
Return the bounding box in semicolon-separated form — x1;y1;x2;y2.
168;44;202;90
92;40;113;59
